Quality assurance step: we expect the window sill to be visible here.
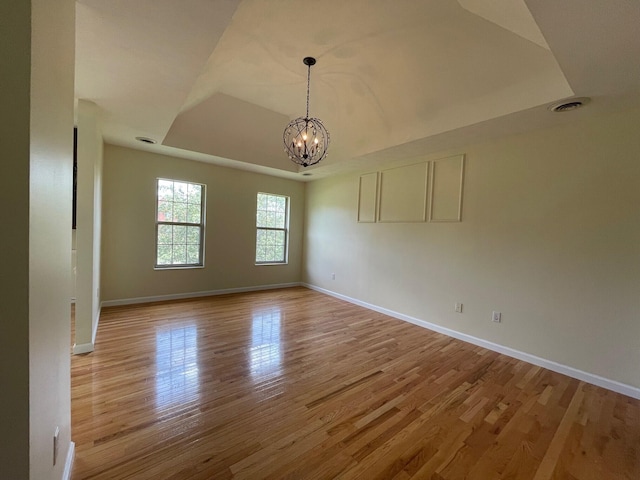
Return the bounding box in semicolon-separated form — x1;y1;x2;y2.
255;262;288;266
154;265;205;270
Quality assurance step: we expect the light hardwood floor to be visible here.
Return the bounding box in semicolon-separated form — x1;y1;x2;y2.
71;287;639;479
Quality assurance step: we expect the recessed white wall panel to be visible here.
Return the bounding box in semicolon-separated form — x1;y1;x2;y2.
429;154;464;222
357;172;378;222
378;162;428;223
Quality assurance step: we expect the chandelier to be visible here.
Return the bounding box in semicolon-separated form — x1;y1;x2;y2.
283;57;330;167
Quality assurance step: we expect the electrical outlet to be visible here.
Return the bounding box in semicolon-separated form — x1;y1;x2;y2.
455;303;463;313
331;273;335;280
53;426;59;466
492;311;502;323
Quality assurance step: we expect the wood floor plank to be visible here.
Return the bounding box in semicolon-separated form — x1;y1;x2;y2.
71;287;640;479
533;382;586;480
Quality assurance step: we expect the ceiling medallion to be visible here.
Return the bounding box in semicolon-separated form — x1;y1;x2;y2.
283;57;330;168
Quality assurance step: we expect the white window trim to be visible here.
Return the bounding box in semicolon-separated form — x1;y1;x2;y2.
255;192;289;265
155;178;206;269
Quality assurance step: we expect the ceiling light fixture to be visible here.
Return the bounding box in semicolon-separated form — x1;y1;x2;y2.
283;57;330;168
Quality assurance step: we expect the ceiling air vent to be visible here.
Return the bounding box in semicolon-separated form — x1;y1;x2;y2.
548;97;590;113
135;136;157;144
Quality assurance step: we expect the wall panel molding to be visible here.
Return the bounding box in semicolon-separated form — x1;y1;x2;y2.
378;162;429;223
429;154;465;222
357;172;378;223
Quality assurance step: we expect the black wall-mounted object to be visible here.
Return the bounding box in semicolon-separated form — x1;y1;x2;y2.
73;127;77;229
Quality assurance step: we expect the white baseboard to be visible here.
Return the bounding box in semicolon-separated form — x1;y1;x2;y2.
72;342;94;354
101;282;303;308
72;307;100;355
62;441;75;480
304;283;640;400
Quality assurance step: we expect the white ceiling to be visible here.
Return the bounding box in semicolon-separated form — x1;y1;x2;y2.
76;0;640;180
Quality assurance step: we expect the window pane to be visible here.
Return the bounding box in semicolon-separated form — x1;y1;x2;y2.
173;225;187;244
188;183;201;203
174;182;188;203
158;180;174;201
157;225;172;245
172;245;187;264
256;228;286;263
186;244;200;264
157;244;172;265
158;201;172;222
187;203;201;224
256;229;266;262
274;230;285;246
256;210;267;228
187;226;200;245
173;202;187;223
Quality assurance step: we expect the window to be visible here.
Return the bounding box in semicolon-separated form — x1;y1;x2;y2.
156;179;205;268
256;193;289;264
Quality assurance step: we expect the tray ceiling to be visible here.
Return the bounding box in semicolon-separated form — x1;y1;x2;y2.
76;0;640;179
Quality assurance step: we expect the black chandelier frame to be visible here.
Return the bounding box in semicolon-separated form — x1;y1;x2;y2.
283;57;330;168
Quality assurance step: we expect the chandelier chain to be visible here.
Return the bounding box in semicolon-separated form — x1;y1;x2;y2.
306;62;311;119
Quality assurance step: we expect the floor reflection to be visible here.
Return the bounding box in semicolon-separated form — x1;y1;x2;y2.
155;325;199;408
250;308;282;380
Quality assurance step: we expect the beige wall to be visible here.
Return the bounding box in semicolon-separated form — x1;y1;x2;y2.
0;1;32;476
29;0;76;476
75;100;103;352
101;145;305;302
0;0;75;478
304;106;640;390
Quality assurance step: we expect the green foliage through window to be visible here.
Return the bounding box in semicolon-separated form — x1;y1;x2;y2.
156;179;205;267
256;193;288;264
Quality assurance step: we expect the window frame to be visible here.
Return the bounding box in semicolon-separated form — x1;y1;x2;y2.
155;178;206;269
255;192;289;265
